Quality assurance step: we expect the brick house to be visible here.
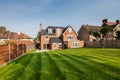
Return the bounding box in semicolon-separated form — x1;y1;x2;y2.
78;24;101;46
102;19;120;40
40;24;84;50
78;19;120;47
0;31;33;45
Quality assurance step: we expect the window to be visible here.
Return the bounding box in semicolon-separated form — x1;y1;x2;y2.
45;35;48;40
48;28;52;33
107;38;112;40
73;42;80;47
58;43;62;47
67;35;73;40
69;28;72;33
54;43;56;47
108;32;112;34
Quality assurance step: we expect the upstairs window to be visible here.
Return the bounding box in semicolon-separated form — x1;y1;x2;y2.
67;35;73;40
48;28;52;34
108;32;112;34
45;35;48;40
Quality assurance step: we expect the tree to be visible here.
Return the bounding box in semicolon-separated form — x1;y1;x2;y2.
116;31;120;40
0;26;7;35
34;31;41;43
89;26;110;48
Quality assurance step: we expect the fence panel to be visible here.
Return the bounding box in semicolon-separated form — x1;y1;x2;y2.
0;44;28;67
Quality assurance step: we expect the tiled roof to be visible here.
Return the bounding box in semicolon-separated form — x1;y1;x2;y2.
50;37;62;43
62;25;70;33
0;31;10;39
105;22;117;26
41;25;77;36
82;25;101;31
0;31;32;39
19;32;32;39
41;26;65;35
5;40;34;45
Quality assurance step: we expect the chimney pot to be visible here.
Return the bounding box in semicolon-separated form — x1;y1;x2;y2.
103;19;108;23
116;20;120;24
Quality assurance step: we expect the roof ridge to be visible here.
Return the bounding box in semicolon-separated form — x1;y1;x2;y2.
82;24;101;27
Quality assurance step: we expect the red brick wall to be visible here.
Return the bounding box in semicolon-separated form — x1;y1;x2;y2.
55;28;63;37
80;41;84;47
63;27;77;41
51;43;62;50
40;35;50;50
40;35;57;50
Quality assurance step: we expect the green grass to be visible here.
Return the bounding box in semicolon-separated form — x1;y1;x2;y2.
0;48;120;80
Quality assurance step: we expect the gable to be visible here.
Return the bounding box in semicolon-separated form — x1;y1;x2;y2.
113;24;120;31
63;25;77;36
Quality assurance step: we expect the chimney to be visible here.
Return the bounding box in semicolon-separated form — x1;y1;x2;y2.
40;23;42;32
102;19;108;23
116;20;120;24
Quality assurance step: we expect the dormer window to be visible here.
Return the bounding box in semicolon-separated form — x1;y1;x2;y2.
48;28;52;34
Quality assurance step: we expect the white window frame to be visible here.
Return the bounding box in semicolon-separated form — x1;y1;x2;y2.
48;28;52;34
58;43;62;47
73;42;80;48
67;35;73;40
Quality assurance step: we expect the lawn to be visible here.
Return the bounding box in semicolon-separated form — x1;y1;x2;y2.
0;48;120;80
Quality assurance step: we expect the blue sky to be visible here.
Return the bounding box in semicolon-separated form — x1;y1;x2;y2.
0;0;120;38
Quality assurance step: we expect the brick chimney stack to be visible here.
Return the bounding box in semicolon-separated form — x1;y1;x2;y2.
102;19;108;23
40;23;42;32
116;20;120;24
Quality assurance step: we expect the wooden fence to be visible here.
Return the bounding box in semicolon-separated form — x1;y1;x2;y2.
0;44;34;67
91;40;120;48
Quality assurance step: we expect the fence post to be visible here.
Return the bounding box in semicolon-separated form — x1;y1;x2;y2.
17;44;18;57
8;44;11;62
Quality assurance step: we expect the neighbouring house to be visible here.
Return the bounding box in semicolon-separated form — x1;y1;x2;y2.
40;23;84;50
0;39;6;45
102;19;120;40
0;31;34;45
78;19;120;47
78;24;101;46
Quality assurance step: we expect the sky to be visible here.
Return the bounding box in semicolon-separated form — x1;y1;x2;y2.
0;0;120;38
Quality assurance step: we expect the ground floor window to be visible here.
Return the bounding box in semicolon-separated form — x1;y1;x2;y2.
43;44;50;50
73;42;80;47
58;43;62;47
58;43;62;49
54;43;56;47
